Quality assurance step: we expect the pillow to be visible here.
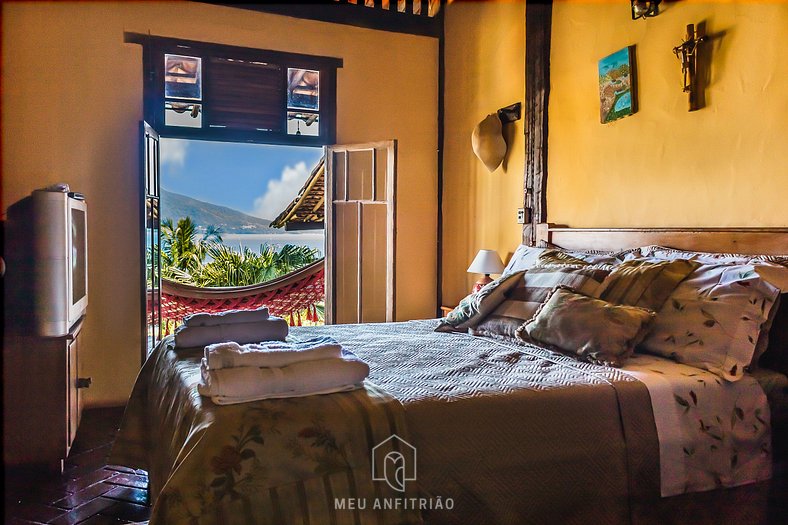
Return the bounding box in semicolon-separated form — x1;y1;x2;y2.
596;258;700;311
640;263;780;381
435;271;524;333
617;247;788;371
536;249;589;266
501;245;548;275
622;245;788;268
502;244;620;275
470;264;612;339
516;286;656;367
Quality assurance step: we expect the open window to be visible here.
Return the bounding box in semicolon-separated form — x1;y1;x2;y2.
131;35;342;360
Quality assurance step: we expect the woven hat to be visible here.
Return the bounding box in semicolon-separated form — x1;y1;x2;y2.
471;113;506;172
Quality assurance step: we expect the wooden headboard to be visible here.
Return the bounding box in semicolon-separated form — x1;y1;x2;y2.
534;224;788;255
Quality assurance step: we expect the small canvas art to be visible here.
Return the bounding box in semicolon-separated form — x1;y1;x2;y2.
598;46;637;123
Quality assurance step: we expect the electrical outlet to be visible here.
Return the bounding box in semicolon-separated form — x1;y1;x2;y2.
516;208;525;224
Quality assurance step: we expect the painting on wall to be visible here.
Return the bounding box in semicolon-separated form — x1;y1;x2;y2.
598;46;637;123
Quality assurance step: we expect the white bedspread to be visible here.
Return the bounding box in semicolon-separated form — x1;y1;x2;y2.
622;353;772;496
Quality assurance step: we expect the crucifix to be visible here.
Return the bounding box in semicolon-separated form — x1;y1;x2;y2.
672;23;707;111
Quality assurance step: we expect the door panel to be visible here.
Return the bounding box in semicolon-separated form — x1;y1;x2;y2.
360;203;388;322
326;141;396;324
141;121;162;360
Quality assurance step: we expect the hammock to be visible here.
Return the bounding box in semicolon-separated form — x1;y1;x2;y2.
160;259;324;330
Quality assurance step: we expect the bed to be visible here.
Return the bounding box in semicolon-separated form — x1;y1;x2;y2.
111;226;788;525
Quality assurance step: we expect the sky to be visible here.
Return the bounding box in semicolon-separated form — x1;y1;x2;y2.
160;138;323;220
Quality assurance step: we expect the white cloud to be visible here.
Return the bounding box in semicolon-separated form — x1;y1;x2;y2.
252;162;312;219
160;139;189;169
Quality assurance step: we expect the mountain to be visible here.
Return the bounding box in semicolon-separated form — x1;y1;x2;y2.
160;189;283;234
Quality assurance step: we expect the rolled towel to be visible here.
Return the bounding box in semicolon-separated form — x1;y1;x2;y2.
205;336;343;370
183;307;269;327
175;317;288;348
197;351;369;404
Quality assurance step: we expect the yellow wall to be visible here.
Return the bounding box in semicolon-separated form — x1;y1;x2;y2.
2;2;437;406
549;1;788;227
442;1;526;306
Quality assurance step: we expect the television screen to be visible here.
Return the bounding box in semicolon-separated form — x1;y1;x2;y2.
71;207;87;305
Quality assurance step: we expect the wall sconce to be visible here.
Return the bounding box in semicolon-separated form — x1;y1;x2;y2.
631;0;661;20
471;102;522;172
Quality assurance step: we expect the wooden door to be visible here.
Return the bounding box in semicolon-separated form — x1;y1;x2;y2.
325;141;396;324
141;121;162;360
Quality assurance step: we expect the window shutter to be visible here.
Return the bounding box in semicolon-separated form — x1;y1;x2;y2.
205;57;284;131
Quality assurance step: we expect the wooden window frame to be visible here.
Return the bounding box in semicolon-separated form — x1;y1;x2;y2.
126;33;343;146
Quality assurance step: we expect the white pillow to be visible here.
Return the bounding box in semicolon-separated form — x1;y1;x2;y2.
640;263;780;381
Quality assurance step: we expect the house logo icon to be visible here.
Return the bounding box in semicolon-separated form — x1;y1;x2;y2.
371;434;417;492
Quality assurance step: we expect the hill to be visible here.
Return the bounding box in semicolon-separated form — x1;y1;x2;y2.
160;189;282;234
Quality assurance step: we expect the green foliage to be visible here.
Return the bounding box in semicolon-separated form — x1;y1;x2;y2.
160;216;320;288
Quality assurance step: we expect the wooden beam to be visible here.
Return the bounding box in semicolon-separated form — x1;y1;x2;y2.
201;1;442;38
523;1;552;246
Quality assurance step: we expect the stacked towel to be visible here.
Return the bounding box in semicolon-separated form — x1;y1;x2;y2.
184;307;269;327
204;336;343;369
174;315;288;348
197;349;370;405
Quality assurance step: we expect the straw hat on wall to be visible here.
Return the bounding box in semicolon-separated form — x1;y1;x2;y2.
471;113;506;172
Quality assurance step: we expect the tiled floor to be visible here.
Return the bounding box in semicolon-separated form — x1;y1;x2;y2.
4;407;151;525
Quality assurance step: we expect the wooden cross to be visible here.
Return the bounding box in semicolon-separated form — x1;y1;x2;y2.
672;24;707;111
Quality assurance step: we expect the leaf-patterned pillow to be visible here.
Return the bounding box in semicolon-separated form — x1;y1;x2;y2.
435;271;525;333
517;285;656;367
640;263;780;381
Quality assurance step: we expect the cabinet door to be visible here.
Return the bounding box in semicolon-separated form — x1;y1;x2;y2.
68;336;80;450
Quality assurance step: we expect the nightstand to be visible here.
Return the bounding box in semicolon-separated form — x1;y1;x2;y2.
440;306;454;316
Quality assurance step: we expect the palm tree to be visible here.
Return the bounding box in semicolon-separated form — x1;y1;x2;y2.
161;216;223;275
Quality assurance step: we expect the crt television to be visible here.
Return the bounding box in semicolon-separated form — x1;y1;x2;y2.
5;189;88;337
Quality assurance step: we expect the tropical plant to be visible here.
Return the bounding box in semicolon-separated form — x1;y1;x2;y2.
160;215;320;288
161;216;223;277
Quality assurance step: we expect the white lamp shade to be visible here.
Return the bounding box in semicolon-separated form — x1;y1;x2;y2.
467;250;505;275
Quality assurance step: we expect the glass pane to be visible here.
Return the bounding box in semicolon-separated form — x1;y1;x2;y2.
165;102;202;128
165;54;202;100
287;111;319;136
287;68;319;110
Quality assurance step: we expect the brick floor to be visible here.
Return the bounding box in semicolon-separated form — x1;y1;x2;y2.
4;407;150;525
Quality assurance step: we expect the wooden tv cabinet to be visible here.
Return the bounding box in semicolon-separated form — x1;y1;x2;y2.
3;317;89;472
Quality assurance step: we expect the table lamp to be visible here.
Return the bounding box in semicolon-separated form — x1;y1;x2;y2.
467;249;505;293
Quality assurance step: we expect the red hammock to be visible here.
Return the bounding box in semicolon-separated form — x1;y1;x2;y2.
160;259;324;331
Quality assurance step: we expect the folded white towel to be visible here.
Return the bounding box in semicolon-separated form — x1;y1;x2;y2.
175;317;288;348
183;307;269;327
204;336;343;370
197;352;369;404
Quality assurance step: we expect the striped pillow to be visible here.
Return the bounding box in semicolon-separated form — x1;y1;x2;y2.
471;265;613;339
436;271;525;333
596;258;700;311
536;249;590;266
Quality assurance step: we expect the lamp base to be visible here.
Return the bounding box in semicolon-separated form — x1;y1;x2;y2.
472;275;493;293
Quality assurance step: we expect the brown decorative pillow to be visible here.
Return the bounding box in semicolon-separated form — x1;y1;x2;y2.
471;264;612;339
596;258;700;311
517;286;656;367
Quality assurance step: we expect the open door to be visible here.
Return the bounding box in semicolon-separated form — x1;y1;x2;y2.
141;121;162;361
325;141;396;324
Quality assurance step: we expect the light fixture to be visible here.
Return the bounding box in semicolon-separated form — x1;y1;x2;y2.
631;0;661;20
467;250;505;293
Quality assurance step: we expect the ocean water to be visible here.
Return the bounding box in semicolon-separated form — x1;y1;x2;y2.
219;232;325;257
